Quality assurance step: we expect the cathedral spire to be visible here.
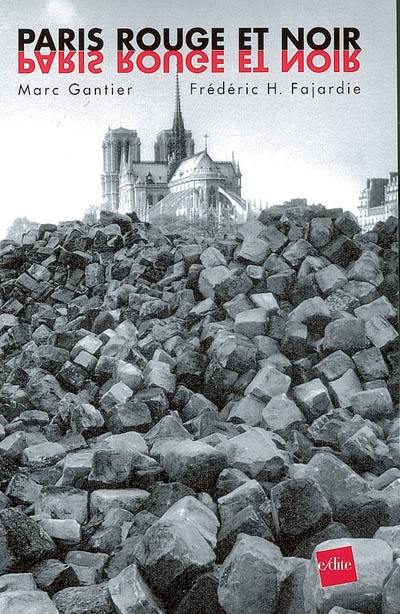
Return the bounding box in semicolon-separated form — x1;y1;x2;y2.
173;72;185;135
168;73;187;181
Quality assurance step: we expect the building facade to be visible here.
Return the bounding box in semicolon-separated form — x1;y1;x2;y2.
384;172;398;219
283;198;308;208
101;76;247;223
357;173;398;232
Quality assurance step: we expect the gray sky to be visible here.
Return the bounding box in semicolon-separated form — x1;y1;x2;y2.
0;0;397;237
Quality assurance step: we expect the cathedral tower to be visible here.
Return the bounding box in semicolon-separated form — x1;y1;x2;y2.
101;128;141;211
154;74;194;171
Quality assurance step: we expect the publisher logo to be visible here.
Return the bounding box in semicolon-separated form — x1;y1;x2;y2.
316;546;358;588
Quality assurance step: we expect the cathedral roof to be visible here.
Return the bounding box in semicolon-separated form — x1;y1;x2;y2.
215;161;239;178
169;150;222;183
130;162;168;185
169;151;239;184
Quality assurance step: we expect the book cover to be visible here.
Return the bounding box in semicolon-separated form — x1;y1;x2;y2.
0;1;398;613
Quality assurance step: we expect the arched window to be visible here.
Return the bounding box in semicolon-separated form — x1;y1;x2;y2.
209;186;217;207
157;194;164;202
146;194;154;208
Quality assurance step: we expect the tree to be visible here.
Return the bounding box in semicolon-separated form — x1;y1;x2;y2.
6;217;39;243
82;204;100;224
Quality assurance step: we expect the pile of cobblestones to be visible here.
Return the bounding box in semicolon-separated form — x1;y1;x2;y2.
0;205;398;613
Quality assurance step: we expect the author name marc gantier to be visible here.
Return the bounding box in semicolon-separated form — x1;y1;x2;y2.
17;80;361;98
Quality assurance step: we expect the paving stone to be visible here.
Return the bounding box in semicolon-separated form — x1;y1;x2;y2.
138;516;215;606
85;263;105;288
6;472;42;504
222;293;253;319
198;266;231;299
53;583;115;614
352;347;389;381
283;239;315;268
382;566;400;614
217;478;267;524
217;427;289;481
347;252;384;287
315;264;347;296
22;442;66;467
245;366;291;402
218;534;284;614
213;269;253;303
249;292;280;314
60;452;93;486
108;562;165;613
374;525;400;557
254;334;280;358
281;320;308;358
309;218;333;248
88;449;135;487
323;235;361;267
228;394;264;426
369;468;400;490
260;224;288;251
293;378;333;421
108;400;152;433
98;431;148;455
302;452;370;512
271;478;332;542
336;491;394;537
323;317;369;354
90;489;150;516
161;440;228;491
262;394;305;432
342;280;379;304
234;307;268;338
0;508;55;573
340;423;390;472
35;486;88;524
365;315;398;349
215;468;251;499
161;495;219;548
174;571;224;614
64;550;109;585
237;236;270;264
313;351;355;382
200;246;227;268
293;522;351;559
289;296;332;329
0;590;59;614
31;558;79;596
351;388;394;420
144;360;176;395
334;211;360;237
0;572;37;592
354;296;396;322
266;269;295;297
329;369;363;408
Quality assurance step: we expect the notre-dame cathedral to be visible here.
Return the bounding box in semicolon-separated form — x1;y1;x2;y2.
101;76;249;224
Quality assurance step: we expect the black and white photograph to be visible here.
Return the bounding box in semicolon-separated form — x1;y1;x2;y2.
0;1;398;613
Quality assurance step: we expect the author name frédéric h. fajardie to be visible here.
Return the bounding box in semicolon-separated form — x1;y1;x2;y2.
189;80;361;97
